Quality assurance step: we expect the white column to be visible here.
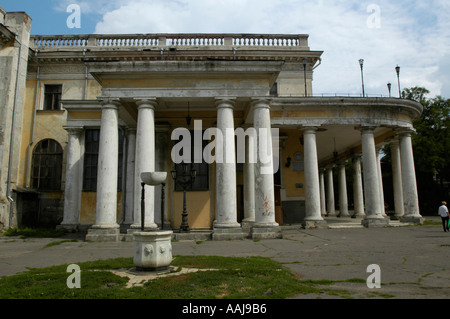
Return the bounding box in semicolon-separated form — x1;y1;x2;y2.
132;99;157;230
214;98;239;228
359;126;387;226
376;148;387;217
325;167;336;216
252;99;278;228
352;155;365;217
338;162;350;217
93;100;120;229
301;127;324;225
319;169;327;216
243;131;255;223
124;128;136;225
390;138;404;219
60;127;83;230
397;128;423;223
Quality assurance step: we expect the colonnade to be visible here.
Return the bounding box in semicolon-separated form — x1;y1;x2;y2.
311;126;423;227
61;97;280;240
60;97;423;240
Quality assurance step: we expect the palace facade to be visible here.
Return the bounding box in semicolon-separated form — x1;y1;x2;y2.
0;8;424;241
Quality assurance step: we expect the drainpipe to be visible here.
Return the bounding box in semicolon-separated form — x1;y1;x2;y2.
26;50;39;188
7;34;23;228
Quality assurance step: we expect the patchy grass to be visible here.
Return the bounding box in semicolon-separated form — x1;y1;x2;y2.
0;255;402;299
42;239;79;249
3;227;66;238
0;256;331;299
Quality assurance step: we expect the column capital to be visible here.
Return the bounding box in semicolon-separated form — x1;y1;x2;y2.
394;127;416;136
136;98;157;109
356;124;378;133
98;98;121;109
215;98;235;109
385;135;400;144
63;126;83;135
251;98;271;109
126;127;137;134
299;125;319;133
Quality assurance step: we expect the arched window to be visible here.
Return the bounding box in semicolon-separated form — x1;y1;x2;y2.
31;139;63;191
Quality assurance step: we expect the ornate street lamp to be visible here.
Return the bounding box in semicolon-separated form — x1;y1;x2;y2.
359;59;365;97
387;82;391;97
302;59;308;97
171;162;196;232
395;65;401;98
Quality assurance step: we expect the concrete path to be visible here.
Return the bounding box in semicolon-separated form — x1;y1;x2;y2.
0;216;449;299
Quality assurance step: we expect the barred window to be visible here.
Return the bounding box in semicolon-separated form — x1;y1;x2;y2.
43;85;62;111
82;129;124;191
31;139;63;191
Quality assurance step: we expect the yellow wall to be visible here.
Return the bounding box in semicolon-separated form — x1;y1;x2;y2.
171;190;211;228
80;192;123;225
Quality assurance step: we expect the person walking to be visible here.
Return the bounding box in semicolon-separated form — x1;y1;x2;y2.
438;201;449;232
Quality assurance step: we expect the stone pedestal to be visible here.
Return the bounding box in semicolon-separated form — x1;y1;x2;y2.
86;227;120;242
250;225;282;239
400;215;424;224
302;220;327;229
133;231;173;271
212;225;245;240
361;218;389;228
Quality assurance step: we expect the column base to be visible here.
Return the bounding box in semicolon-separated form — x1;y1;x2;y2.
302;219;327;229
250;225;282;239
241;219;254;231
400;215;424;224
212;227;245;240
351;212;365;218
85;227;120;242
361;218;389;228
337;211;351;218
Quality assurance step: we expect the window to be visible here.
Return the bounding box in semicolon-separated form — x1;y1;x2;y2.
43;85;62;110
82;129;124;191
173;131;209;191
83;130;100;191
31;139;63;191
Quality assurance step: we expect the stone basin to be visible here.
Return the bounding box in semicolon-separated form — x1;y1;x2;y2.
141;172;167;186
133;230;173;271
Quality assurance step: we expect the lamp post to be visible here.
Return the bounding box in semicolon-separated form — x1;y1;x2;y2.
171;162;196;232
359;59;365;97
387;82;391;97
395;65;401;98
302;59;308;97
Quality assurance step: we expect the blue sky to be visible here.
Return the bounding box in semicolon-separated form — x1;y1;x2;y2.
2;0;449;98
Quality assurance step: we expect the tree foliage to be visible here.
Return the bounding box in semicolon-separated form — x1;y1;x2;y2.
400;87;449;213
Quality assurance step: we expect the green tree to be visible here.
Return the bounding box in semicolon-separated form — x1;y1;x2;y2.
388;87;450;214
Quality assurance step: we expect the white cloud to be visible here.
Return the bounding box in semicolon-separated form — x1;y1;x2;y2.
90;0;449;98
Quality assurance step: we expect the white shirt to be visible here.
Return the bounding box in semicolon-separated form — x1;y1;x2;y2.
439;205;449;217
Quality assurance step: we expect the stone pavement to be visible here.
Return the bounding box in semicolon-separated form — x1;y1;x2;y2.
0;216;449;299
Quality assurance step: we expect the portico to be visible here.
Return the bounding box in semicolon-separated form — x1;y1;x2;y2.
22;32;423;240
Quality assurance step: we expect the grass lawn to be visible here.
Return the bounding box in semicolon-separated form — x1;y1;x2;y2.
0;256;331;299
